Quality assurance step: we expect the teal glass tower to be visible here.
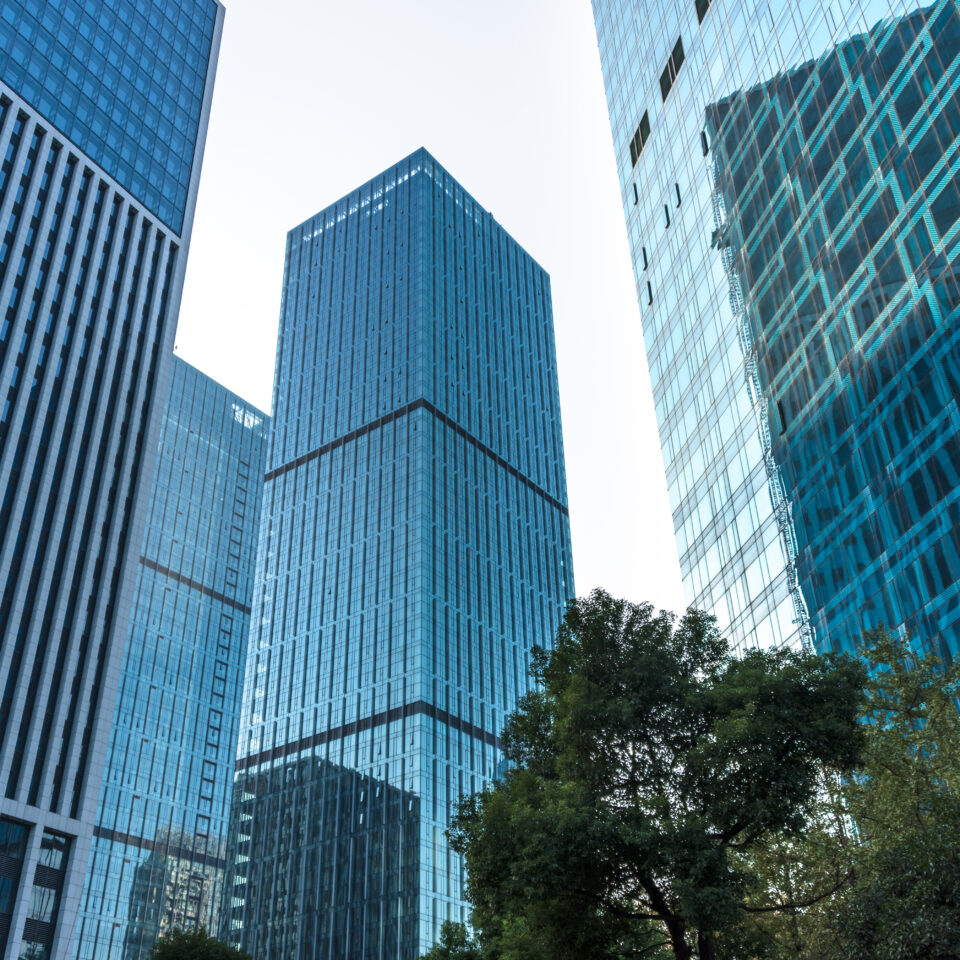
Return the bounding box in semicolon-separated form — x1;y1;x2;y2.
0;3;222;957
592;0;960;660
71;357;267;959
224;149;574;960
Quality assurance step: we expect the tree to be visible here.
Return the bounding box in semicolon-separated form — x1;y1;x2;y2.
730;628;960;960
420;922;487;960
149;928;251;960
827;629;960;960
447;590;866;960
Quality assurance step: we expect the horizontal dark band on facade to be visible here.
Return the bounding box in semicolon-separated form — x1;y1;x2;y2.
264;397;569;516
92;826;226;871
235;699;500;772
139;557;252;615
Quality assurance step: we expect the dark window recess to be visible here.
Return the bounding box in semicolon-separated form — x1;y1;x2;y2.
642;246;648;269
0;818;27;957
777;400;787;434
701;130;710;155
675;182;682;206
629;111;651;166
647;281;653;305
660;36;685;101
696;0;712;23
633;183;639;205
664;204;671;228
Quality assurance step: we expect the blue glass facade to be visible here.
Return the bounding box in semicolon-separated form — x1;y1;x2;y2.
0;0;218;235
0;2;221;955
706;1;960;660
72;357;267;960
224;148;574;960
592;0;960;659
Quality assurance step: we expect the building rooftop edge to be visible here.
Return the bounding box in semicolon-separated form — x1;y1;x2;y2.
172;353;270;421
285;146;552;278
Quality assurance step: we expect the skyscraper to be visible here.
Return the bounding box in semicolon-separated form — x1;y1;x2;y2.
71;357;267;960
592;0;960;659
224;148;574;960
0;3;223;957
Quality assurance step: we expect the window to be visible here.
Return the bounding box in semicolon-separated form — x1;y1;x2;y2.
629;111;651;166
696;0;712;23
660;36;686;101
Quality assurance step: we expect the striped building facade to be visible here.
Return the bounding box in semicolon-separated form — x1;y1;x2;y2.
0;2;223;957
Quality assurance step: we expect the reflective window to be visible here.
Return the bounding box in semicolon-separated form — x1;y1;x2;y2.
225;148;574;960
0;0;218;233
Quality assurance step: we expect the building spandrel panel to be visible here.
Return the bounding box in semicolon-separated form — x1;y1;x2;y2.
71;357;268;960
224;148;574;960
592;0;960;660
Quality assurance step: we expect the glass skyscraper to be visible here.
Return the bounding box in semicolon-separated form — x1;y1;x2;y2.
0;3;222;957
71;357;267;960
224;148;574;960
592;0;960;660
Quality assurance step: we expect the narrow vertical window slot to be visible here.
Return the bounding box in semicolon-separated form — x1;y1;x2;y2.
660;36;685;101
629;111;651;167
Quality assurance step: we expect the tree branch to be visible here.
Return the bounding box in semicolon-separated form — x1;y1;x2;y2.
572;888;664;922
739;871;853;914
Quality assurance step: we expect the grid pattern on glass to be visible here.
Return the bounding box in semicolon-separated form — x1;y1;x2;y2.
707;0;960;660
591;0;827;653
592;0;960;659
0;0;217;235
0;4;219;954
225;148;574;960
0;101;183;822
71;357;268;960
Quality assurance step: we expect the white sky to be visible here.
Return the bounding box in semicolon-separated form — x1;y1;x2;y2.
175;0;685;613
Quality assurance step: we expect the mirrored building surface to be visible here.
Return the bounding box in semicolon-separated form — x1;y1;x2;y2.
0;0;217;234
72;357;267;960
592;0;960;659
0;3;222;957
224;148;574;959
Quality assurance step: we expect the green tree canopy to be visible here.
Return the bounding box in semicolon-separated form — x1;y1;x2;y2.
148;928;250;960
714;628;960;960
828;629;960;960
419;921;488;960
445;590;866;960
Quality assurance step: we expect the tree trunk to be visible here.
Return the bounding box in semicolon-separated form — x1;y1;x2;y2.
665;918;692;960
697;930;716;960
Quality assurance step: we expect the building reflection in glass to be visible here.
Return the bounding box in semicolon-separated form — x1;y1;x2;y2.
225;757;420;960
592;0;960;659
707;0;960;659
72;359;268;959
122;827;227;960
225;149;574;959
